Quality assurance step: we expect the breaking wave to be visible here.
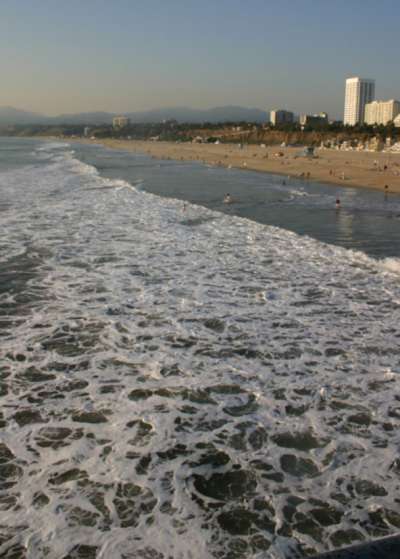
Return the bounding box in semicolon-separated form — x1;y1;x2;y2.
1;142;400;559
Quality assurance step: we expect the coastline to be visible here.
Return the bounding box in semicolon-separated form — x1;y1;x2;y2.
72;138;400;193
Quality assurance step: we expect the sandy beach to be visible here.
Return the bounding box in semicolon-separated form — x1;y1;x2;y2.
81;138;400;194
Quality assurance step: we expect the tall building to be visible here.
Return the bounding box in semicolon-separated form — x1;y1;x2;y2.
299;112;328;126
364;100;400;125
113;116;131;129
270;110;294;126
343;77;375;125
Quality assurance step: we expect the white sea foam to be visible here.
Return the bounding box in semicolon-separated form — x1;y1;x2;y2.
1;143;400;558
36;141;72;151
288;188;309;197
380;257;400;275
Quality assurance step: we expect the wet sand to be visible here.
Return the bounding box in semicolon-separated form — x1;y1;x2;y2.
80;139;400;193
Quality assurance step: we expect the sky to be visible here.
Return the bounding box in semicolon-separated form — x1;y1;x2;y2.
1;0;399;119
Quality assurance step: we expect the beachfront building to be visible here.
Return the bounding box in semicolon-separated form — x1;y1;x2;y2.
364;100;400;125
394;114;400;128
112;116;131;129
299;112;328;127
344;77;375;126
270;110;294;126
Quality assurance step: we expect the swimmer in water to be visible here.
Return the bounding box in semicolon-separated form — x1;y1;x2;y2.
223;193;232;204
335;198;341;209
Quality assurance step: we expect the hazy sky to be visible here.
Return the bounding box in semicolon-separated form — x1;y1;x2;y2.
1;0;399;118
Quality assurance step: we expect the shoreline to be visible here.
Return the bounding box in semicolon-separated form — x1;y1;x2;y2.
66;137;400;193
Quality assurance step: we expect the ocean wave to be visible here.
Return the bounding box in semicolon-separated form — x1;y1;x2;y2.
1;141;400;558
379;257;400;275
36;141;71;151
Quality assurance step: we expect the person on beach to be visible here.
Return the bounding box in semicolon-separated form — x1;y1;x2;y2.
335;198;341;209
223;193;232;204
384;185;389;200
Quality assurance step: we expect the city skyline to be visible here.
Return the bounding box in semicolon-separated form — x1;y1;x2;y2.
2;75;400;127
1;0;400;119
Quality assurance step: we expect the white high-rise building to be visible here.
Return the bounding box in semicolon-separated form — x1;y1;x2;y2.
364;100;400;125
270;110;294;126
344;77;375;125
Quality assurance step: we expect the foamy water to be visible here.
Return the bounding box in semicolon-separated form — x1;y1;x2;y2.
1;140;400;559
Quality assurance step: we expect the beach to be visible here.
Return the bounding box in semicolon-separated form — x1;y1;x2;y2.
84;139;400;193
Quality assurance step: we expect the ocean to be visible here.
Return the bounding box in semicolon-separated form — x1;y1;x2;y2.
1;137;400;559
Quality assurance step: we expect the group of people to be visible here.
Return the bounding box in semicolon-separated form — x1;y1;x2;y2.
224;190;343;209
218;182;391;212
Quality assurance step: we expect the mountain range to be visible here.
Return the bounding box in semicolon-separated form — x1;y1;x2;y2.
0;105;268;125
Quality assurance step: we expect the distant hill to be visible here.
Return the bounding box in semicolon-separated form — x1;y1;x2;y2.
0;106;47;125
0;105;268;125
125;106;268;123
51;111;115;125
